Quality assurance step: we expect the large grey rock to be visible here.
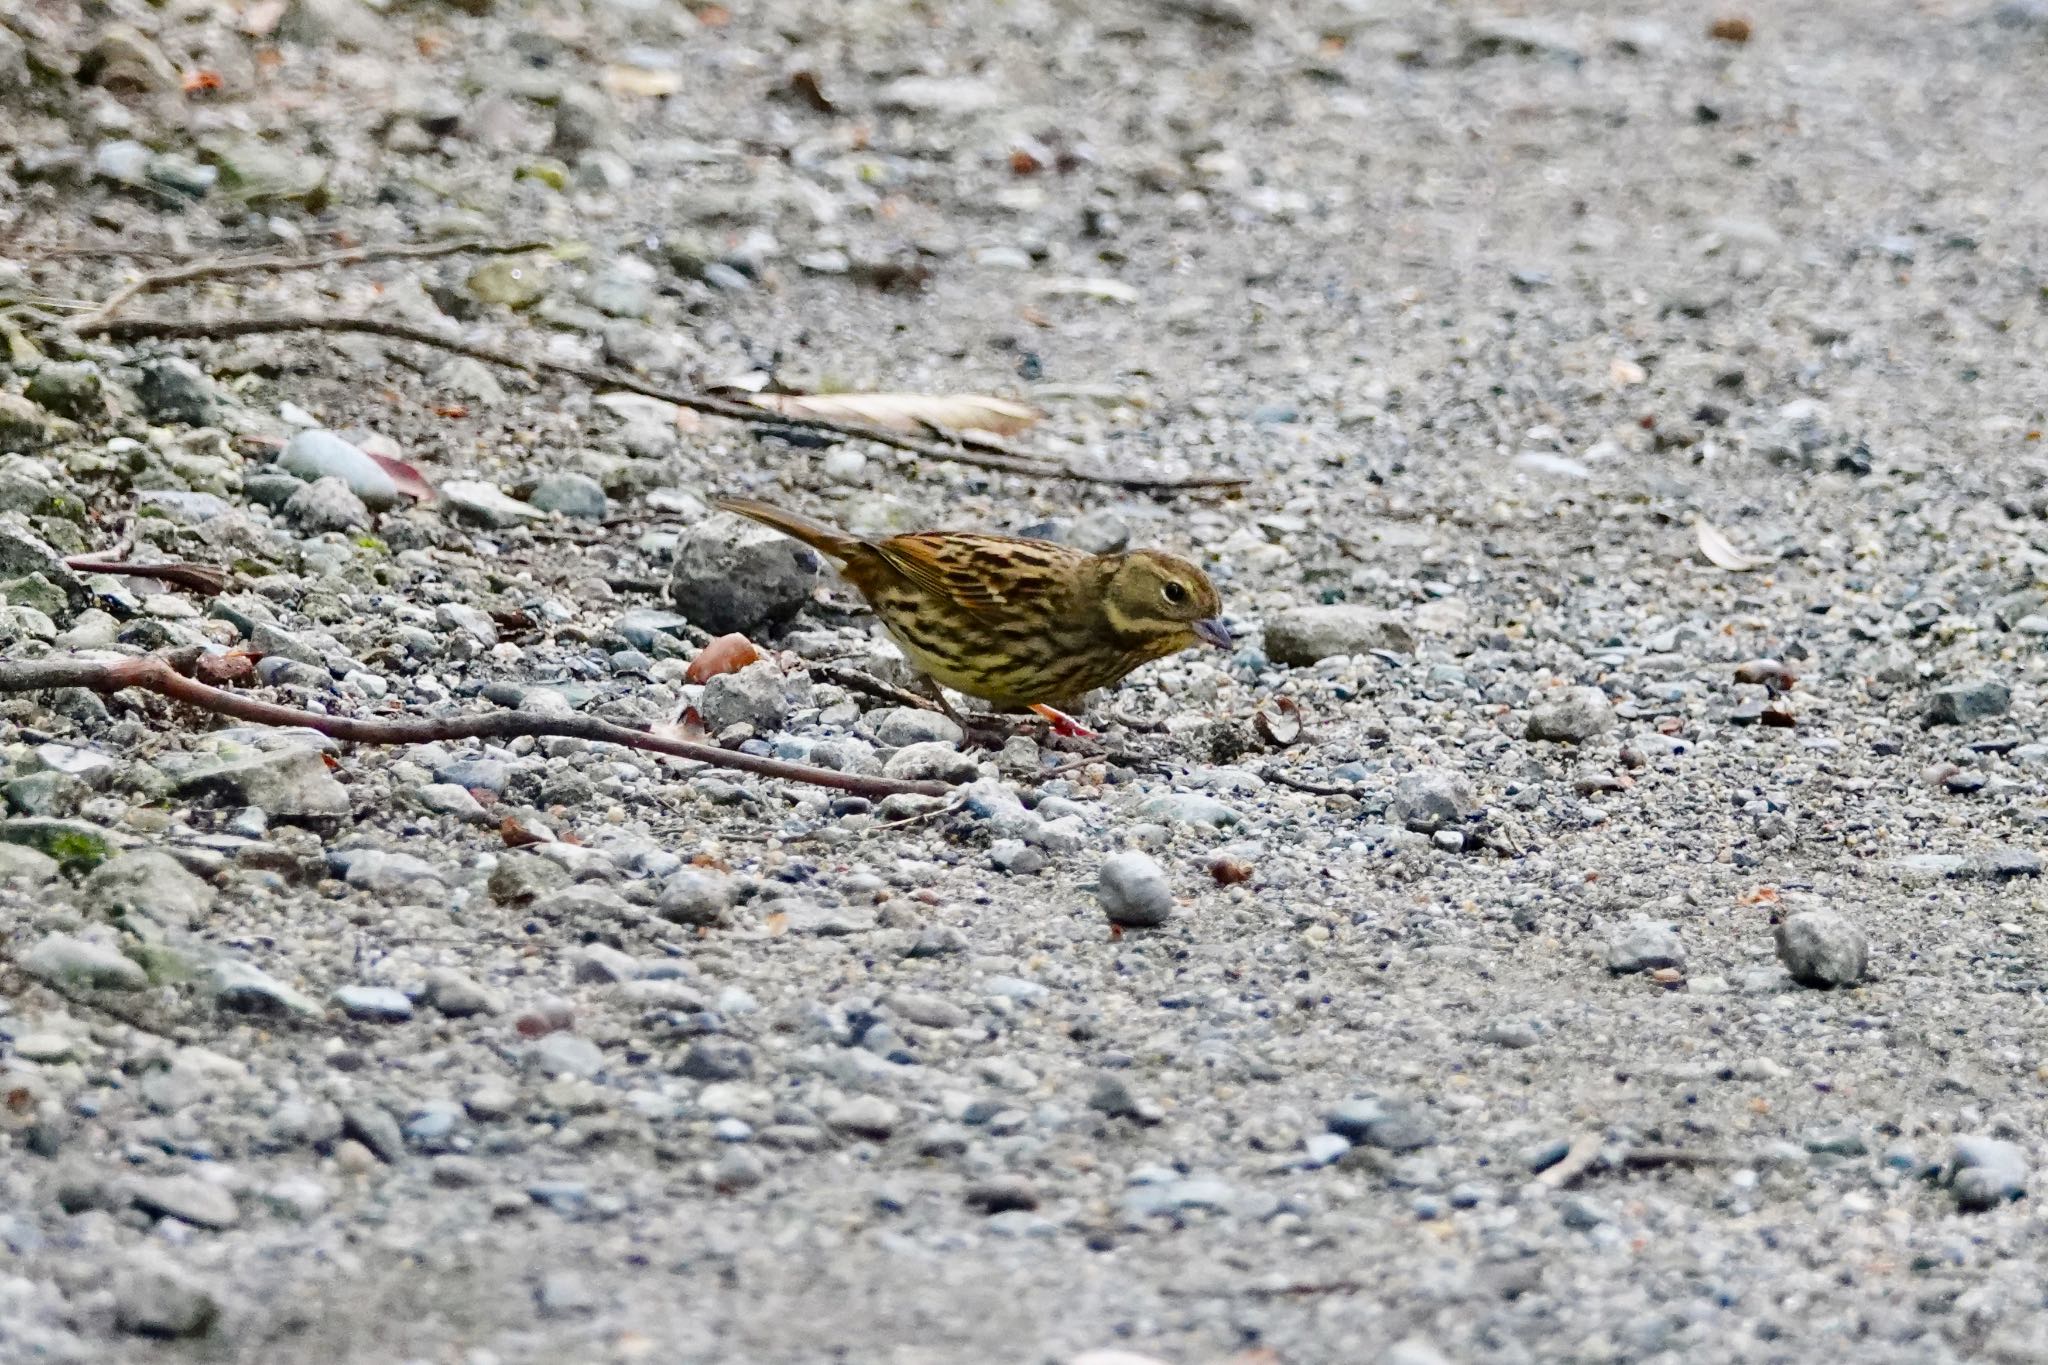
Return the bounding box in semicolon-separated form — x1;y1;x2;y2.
135;358;217;425
668;512;819;634
1264;605;1416;666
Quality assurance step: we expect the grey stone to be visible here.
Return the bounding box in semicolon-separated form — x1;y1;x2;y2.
679;1038;753;1082
700;662;790;733
1950;1136;2027;1211
334;985;415;1022
529;472;608;521
1775;910;1869;988
22;933;146;991
1326;1097;1436;1151
891;991;968;1030
26;363;105;421
442;479;545;527
23;929;146;994
826;1095;901;1140
129;1174;239;1230
874;708;966;747
278;430;400;510
526;1033;606;1079
1392;769;1474;834
209;959;321;1017
883;741;979;784
113;1257;219;1338
656;868;733;926
1924;679;2010;726
175;749;348;823
1607;919;1684;974
342;1103;405;1164
668;512;819;634
135;359;217;425
1264;605;1416;665
85;850;213;928
1135;792;1244;828
283;476;371;533
422;970;496;1019
1095;851;1174;927
1527;687;1617;743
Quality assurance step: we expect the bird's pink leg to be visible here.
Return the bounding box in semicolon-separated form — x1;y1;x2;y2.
1028;703;1098;738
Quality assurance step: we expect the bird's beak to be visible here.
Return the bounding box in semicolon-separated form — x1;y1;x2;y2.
1192;618;1232;650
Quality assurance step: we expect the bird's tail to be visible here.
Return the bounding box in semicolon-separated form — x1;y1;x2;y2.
715;497;862;563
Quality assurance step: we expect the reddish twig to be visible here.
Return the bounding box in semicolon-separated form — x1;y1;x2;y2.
0;655;950;802
64;559;230;596
84;313;1244;492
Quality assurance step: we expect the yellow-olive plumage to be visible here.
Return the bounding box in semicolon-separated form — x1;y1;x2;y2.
717;498;1230;710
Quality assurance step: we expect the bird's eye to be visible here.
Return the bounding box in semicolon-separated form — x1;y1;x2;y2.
1162;581;1188;605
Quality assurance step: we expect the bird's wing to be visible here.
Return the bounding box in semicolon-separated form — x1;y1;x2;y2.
871;533;1091;619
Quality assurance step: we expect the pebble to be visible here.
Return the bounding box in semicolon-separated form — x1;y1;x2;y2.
1391;770;1474;834
113;1257;219;1338
524;1033;606;1080
1095;851;1174;927
1775;909;1869;988
1135;792;1243;828
700;662;790;733
1607;920;1685;974
282;472;370;532
334;985;416;1022
129;1174;240;1230
882;741;979;784
1950;1136;2027;1211
1326;1097;1436;1151
441;479;545;527
1527;687;1617;743
210;959;321;1017
826;1095;901;1140
874;708;966;747
1263;605;1417;665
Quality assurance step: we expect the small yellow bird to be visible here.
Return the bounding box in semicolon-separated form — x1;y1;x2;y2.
717;498;1229;720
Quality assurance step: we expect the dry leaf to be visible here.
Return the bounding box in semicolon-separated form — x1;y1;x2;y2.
1209;856;1254;886
500;816;554;848
1254;697;1304;747
1736;885;1779;906
1709;16;1752;42
1693;517;1767;571
195;650;260;685
685;633;763;683
363;450;436;502
743;391;1040;437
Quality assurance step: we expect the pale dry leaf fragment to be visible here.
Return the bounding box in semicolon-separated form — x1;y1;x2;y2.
603;63;682;97
1694;517;1768;571
743;392;1041;437
1036;276;1140;305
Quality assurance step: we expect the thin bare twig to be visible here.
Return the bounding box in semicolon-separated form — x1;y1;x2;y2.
73;237;555;334
1260;766;1368;798
807;663;942;712
87;313;1245;492
0;654;950;802
1534;1132;1605;1189
64;558;230;596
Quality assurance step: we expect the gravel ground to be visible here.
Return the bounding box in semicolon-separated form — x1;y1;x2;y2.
4;0;2048;1362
